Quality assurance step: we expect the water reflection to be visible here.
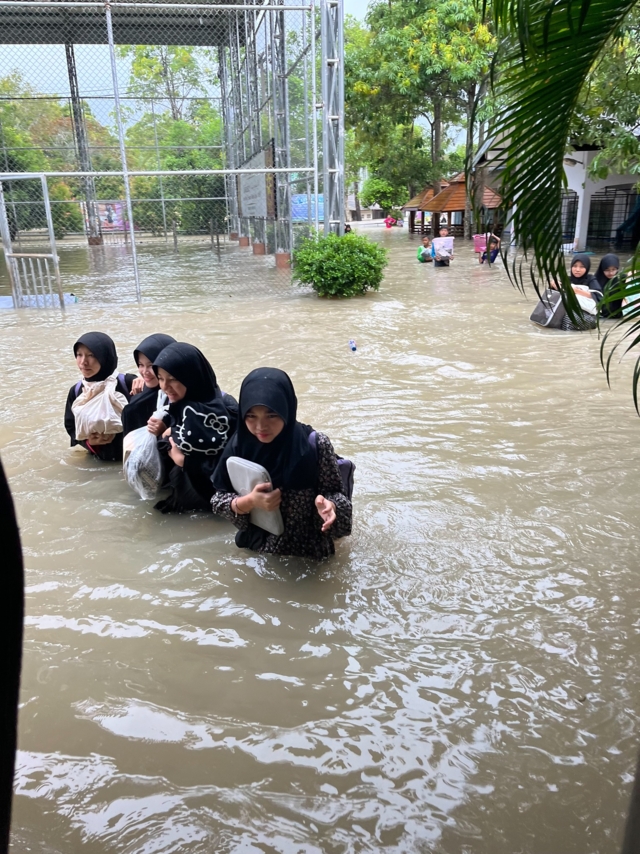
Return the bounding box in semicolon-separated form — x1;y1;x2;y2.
3;229;640;853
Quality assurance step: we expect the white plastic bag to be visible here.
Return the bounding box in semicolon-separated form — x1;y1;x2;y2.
72;373;127;441
576;293;597;315
123;426;164;500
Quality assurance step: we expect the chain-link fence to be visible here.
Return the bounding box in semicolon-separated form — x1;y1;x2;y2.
0;0;344;303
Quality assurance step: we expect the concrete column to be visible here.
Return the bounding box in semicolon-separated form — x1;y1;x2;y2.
571;153;595;252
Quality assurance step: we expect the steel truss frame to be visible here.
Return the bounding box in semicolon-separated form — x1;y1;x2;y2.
320;0;344;236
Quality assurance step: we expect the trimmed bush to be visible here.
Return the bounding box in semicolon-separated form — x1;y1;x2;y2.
292;232;388;298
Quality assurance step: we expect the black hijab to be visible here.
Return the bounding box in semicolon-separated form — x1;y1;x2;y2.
595;253;622;317
594;253;620;289
73;332;117;382
152;343;234;457
213;367;317;492
121;334;176;436
133;333;176;368
570;253;593;287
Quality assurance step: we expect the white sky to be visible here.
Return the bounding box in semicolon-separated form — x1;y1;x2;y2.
344;0;370;21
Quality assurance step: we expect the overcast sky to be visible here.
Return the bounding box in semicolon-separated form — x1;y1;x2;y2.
344;0;370;21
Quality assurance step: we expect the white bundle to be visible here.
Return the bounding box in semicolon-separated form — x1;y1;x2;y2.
71;373;127;440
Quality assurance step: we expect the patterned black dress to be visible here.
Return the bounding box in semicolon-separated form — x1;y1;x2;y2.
211;432;352;559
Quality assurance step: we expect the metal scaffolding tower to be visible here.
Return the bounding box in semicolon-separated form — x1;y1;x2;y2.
321;0;344;236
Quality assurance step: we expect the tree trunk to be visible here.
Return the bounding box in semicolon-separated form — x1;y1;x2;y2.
432;97;442;196
160;47;181;121
354;180;362;221
464;83;476;240
475;120;488;233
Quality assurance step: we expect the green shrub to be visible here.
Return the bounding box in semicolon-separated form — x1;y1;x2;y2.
292;232;388;298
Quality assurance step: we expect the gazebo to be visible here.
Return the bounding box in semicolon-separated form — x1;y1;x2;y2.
403;182;449;235
422;172;502;236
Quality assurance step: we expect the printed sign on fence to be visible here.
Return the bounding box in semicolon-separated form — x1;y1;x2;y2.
239;150;269;219
98;202;124;230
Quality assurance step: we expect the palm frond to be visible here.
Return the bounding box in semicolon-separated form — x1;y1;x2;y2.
599;256;640;408
480;0;638;324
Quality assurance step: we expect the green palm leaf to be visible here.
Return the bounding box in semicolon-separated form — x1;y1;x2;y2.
482;0;640;337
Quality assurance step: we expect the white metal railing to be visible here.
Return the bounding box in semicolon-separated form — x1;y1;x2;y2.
0;175;66;309
5;252;65;308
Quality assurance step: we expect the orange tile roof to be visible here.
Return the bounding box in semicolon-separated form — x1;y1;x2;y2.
403;182;449;210
422;184;502;212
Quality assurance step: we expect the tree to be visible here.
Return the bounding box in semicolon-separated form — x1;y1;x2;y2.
344;130;368;221
119;45;212;121
483;0;640;400
121;52;225;234
346;0;495;193
49;181;84;239
360;177;408;212
570;9;640;180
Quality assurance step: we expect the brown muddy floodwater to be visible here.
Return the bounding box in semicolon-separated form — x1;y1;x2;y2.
1;228;639;853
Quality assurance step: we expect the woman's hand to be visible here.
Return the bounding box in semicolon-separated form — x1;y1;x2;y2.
131;377;145;395
88;432;115;445
315;495;336;532
168;436;185;467
250;482;282;511
572;286;592;299
234;483;281;515
147;416;166;436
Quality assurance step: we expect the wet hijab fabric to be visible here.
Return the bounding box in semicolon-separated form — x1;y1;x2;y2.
73;332;118;381
595;253;620;289
133;333;176;369
152;342;234;457
121;334;176;435
570;253;594;287
213;367;317;493
595;253;622;317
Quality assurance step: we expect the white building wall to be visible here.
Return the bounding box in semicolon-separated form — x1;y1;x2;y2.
564;151;637;250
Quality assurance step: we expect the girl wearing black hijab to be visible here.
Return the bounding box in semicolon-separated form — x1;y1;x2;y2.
152;342;238;513
121;333;176;436
64;332;136;462
211;367;352;559
593;253;622;318
561;254;600;331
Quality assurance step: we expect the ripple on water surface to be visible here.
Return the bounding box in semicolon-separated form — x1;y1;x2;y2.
3;230;640;853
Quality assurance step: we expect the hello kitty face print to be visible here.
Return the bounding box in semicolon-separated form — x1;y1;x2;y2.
174;406;230;455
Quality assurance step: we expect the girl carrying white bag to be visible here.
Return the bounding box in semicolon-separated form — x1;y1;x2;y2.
123;390;167;499
71;372;128;443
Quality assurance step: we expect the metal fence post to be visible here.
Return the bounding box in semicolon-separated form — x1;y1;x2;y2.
40;175;65;309
0;180;19;306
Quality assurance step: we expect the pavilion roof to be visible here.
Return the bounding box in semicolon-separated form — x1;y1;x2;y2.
422;183;502;212
403;182;449;210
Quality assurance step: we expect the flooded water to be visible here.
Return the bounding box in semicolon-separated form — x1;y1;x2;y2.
2;229;639;853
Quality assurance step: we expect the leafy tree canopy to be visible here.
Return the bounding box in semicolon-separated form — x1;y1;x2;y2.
359;176;408;211
570;8;640;178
